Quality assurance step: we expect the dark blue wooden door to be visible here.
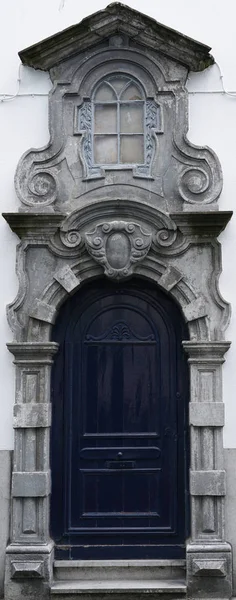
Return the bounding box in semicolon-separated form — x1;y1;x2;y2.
51;279;189;559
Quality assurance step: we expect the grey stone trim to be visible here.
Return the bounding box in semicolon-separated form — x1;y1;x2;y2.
171;211;232;237
187;548;232;600
183;341;231;362
54;265;81;293
182;297;208;322
5;340;57;583
0;451;11;598
224;448;236;592
3;10;233;596
14;45;222;211
2;213;65;239
192;558;227;577
11;560;44;579
29;300;57;324
190;470;226;496
6;542;54;554
18;3;214;72
5;548;54;600
183;340;232;596
12;472;51;497
156;266;183;291
7;342;59;363
13;404;51;428
4;230;232;599
189;403;224;427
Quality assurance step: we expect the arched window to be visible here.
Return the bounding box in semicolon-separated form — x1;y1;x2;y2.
77;73;160;179
92;76;145;166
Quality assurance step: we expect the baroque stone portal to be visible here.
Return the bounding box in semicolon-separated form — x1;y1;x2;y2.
3;3;233;600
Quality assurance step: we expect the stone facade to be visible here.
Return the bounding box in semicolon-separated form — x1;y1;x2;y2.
3;4;233;599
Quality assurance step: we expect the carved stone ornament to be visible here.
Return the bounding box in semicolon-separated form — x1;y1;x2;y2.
2;4;234;600
85;221;152;279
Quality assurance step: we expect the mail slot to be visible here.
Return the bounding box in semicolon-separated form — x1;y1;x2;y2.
105;460;136;469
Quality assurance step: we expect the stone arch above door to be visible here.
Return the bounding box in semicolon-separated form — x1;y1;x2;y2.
3;4;233;600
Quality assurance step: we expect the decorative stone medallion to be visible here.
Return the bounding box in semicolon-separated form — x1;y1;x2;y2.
85;221;152;279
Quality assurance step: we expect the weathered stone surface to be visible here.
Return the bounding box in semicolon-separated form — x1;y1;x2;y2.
12;471;51;497
11;560;44;579
182;297;208;322
3;4;233;600
189;403;224;427
224;448;236;593
54;265;81;293
29;300;57;324
13;5;221;214
190;470;226;496
187;546;232;599
192;558;227;577
5;547;54;600
85;221;152;279
18;3;214;72
0;451;11;598
13;403;51;428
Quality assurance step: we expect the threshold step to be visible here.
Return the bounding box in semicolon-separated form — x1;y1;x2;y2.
54;560;186;581
50;579;186;598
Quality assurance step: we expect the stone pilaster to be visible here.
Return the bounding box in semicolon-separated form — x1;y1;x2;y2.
183;341;232;599
4;342;58;600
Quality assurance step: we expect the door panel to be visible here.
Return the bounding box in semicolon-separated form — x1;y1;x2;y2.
51;279;189;559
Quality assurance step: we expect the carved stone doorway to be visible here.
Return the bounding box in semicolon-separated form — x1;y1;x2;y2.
3;3;233;599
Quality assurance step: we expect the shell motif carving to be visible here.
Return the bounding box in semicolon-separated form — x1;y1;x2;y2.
85;221;152;279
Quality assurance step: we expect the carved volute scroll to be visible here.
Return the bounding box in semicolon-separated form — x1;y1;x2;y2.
14;4;221;214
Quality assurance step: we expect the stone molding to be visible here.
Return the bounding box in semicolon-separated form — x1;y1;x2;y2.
3;6;233;598
18;3;214;72
13;17;221;213
3;204;233;600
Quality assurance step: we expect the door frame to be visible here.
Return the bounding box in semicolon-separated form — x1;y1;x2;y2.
4;200;232;599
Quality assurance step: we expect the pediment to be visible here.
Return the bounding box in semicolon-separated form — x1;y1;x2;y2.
19;2;214;72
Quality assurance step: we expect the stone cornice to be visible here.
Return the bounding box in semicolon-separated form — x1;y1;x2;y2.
18;2;214;73
3;211;232;241
183;341;231;361
171;211;233;237
2;213;66;239
7;342;59;363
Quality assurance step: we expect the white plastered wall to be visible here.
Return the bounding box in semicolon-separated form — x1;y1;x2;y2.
0;0;236;450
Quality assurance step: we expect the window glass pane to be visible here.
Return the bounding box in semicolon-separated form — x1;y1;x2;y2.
121;83;143;101
94;105;117;133
94;135;118;164
120;104;144;133
120;135;144;164
95;84;116;102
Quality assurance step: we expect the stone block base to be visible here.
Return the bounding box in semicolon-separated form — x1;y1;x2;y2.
186;543;232;599
4;543;54;600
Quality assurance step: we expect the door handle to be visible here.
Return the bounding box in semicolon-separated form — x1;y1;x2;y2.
117;451;123;459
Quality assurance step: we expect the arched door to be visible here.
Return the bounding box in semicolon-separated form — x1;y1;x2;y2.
51;278;189;559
